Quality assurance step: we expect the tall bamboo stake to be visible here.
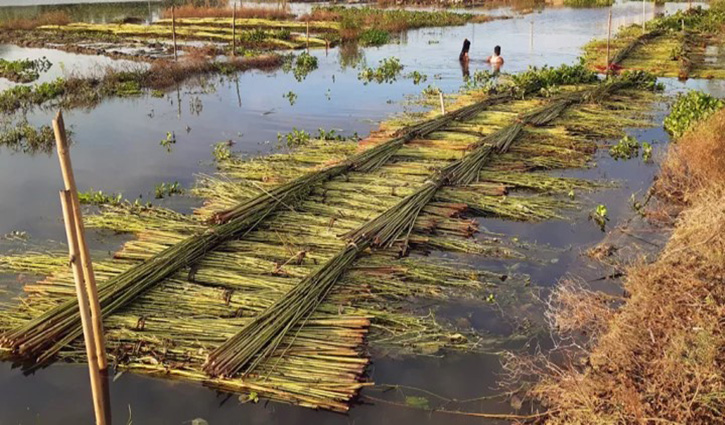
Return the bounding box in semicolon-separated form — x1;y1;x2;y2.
530;20;534;52
53;111;107;371
232;3;236;57
439;91;445;115
59;190;108;425
306;21;310;51
642;0;646;33
172;4;178;61
606;8;612;71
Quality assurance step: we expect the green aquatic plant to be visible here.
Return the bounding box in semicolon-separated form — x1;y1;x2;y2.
212;141;232;162
359;28;390;46
278;128;311;148
160;131;176;152
315;128;358;141
358;57;404;84
282;90;297;106
642;141;653;162
154;181;184;199
590;204;609;232
663;90;724;138
609;135;640;160
422;84;441;97
0;120;57;154
78;189;122;206
282;52;319;82
406;71;428;85
0;57;52;83
563;0;613;7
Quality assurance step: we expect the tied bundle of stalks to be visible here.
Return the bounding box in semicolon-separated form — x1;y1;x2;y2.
609;29;664;68
0;88;514;366
203;241;367;378
203;82;629;379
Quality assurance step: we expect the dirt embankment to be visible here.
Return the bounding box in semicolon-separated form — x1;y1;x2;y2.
525;109;725;424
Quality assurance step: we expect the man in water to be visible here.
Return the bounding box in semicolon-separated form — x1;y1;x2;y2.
486;45;504;66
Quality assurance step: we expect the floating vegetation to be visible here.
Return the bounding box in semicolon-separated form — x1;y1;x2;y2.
212;141;233;163
563;0;613;6
359;28;390;46
0;65;658;411
642;141;653;162
78;189;122;206
406;71;428;85
277;128;311;148
358;57;404;84
159;131;176;152
663;90;724;138
0;57;52;83
0;55;283;114
282;90;297;106
590;204;609;231
609;135;640;160
282;52;318;82
0;120;56;155
154;182;184;199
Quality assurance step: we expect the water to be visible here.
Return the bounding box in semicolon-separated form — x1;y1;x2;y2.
0;1;711;423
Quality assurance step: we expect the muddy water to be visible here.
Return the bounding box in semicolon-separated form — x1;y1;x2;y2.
0;2;713;424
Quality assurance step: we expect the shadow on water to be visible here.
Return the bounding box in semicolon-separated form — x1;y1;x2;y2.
0;1;715;423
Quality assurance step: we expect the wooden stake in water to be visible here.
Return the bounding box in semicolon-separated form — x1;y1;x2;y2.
606;8;612;71
53;111;107;372
232;3;237;57
59;190;108;425
439;91;445;115
172;4;178;61
530;20;534;51
642;0;646;33
306;21;310;51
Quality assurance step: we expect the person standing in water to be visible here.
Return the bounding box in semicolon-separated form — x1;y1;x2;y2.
459;39;471;62
486;45;504;65
459;38;471;79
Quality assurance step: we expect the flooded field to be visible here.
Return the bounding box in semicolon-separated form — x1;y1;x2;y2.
0;0;721;424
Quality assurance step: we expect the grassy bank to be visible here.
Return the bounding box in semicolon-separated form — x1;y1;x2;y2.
526;104;725;423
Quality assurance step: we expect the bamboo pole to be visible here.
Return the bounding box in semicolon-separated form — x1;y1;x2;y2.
530;20;534;52
439;91;445;115
606;8;612;71
232;3;236;58
306;21;310;51
642;0;646;33
53;111;107;371
172;4;178;61
59;190;108;425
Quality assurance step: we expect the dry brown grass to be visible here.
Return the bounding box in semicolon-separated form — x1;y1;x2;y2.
0;11;70;30
656;108;725;205
160;4;292;20
522;114;725;424
142;54;282;90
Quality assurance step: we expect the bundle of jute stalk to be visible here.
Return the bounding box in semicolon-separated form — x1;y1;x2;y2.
203;87;599;378
0;86;516;365
203;73;660;379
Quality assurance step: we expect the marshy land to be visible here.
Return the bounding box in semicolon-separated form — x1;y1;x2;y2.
0;0;724;424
